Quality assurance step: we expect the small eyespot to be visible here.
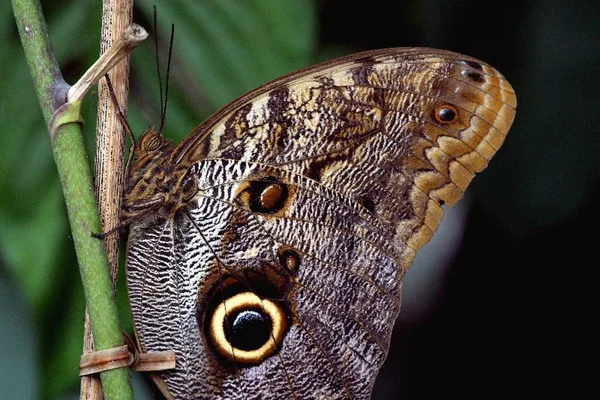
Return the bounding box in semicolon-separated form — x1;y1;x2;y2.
278;247;301;275
245;178;289;214
259;184;285;211
208;292;287;364
433;105;459;124
462;69;485;83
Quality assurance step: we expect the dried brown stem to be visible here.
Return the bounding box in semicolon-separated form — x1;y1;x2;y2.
68;23;147;102
80;1;138;399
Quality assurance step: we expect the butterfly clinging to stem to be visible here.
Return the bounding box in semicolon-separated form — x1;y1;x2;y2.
120;38;516;399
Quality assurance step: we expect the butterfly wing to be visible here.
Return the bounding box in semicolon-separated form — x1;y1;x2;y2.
126;48;516;399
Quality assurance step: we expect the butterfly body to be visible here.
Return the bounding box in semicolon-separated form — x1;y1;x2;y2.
124;48;516;399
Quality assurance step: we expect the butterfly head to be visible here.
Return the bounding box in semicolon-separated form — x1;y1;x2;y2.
135;125;173;155
121;126;178;221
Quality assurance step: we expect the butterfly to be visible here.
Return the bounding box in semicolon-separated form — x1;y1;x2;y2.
122;47;516;399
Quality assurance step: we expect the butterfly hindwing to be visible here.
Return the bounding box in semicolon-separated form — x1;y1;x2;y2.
125;48;516;399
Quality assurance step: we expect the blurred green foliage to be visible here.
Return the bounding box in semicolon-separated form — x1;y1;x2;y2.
1;0;598;399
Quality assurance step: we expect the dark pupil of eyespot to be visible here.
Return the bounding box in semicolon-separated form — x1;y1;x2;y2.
225;309;272;351
438;107;456;122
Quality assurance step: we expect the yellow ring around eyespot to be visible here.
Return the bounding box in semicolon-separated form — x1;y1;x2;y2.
209;292;287;364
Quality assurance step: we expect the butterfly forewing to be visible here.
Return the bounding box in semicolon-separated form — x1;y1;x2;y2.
125;48;516;399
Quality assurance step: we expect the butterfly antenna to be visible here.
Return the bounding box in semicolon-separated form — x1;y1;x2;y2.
104;74;136;178
159;24;174;134
153;6;173;134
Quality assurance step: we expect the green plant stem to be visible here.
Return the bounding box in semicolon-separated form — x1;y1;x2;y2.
12;0;133;399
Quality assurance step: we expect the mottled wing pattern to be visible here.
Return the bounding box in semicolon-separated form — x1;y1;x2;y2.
126;48;516;399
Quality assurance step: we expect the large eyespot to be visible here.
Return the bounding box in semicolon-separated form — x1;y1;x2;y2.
209;292;287;364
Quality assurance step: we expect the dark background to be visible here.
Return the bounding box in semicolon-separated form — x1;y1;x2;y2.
1;0;597;398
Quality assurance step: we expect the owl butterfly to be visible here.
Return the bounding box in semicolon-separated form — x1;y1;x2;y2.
123;48;516;399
